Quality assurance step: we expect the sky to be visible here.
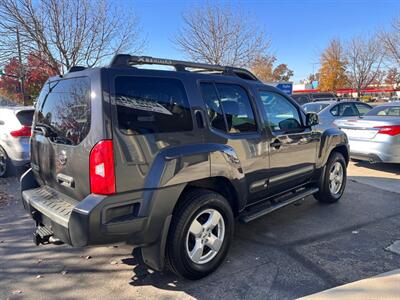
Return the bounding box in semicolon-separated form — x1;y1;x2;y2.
122;0;400;83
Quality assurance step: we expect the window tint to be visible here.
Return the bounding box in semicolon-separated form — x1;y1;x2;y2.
200;83;257;134
259;91;302;132
115;77;192;134
354;103;372;116
16;110;34;126
339;103;358;116
331;103;358;117
215;84;257;133
36;77;91;145
200;83;226;132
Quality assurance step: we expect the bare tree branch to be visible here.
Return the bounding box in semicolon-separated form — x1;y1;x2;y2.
346;35;383;95
0;0;146;74
174;3;271;68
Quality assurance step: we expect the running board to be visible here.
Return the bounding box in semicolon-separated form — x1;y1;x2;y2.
240;187;319;223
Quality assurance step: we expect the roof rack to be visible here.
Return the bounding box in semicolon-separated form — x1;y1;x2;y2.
109;54;259;81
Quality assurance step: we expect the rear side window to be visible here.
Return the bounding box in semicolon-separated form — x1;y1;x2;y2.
36;77;91;145
115;77;193;134
16;110;34;126
354;103;372;116
200;83;257;134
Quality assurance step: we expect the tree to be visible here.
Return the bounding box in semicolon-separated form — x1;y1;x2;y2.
272;64;293;81
250;55;293;82
0;0;145;74
0;52;57;103
381;16;400;68
385;68;400;86
346;36;383;96
318;39;348;92
175;3;270;67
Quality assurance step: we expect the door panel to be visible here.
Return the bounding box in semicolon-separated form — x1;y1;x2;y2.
200;82;270;202
258;91;318;195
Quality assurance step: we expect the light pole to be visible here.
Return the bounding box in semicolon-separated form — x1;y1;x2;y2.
16;28;27;106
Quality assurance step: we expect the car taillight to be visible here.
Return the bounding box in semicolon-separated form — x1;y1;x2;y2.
89;140;115;195
10;126;31;137
374;125;400;136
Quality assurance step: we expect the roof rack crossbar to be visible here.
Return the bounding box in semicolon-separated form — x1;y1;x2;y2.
109;54;259;81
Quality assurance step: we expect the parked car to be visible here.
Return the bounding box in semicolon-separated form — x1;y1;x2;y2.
334;103;400;163
291;92;338;105
302;100;372;129
21;55;349;280
0;106;34;177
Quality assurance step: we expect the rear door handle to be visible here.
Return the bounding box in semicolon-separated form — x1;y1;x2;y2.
270;139;282;149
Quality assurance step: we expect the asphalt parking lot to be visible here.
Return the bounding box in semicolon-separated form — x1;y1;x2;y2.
0;162;399;300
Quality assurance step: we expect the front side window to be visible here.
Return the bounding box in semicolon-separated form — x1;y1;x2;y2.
259;91;302;133
200;83;257;134
339;103;358;117
36;77;91;145
331;103;358;117
115;77;193;134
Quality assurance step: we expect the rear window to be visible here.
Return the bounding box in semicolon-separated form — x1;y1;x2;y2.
36;77;91;145
114;76;193;134
16;110;34;126
366;106;400;116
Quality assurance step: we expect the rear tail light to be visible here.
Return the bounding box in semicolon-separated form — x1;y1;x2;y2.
10;126;31;137
89;140;116;195
374;125;400;136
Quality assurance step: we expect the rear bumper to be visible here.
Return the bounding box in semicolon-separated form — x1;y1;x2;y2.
348;139;400;163
20;169;183;251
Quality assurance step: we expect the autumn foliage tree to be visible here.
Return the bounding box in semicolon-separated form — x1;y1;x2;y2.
0;52;57;104
318;39;348;92
251;55;293;82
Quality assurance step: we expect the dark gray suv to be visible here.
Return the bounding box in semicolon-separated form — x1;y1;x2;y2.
21;55;349;279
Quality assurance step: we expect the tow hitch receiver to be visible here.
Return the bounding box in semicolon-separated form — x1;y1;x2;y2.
33;226;60;245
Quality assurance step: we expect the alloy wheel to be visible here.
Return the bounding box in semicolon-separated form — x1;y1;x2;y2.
185;208;225;264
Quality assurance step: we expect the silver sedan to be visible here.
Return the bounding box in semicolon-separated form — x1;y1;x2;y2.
302;100;372;130
334;103;400;163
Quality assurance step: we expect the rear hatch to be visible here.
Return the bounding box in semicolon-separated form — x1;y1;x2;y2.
30;76;95;201
334;116;400;140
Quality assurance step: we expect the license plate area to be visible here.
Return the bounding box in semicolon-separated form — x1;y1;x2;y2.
341;128;377;139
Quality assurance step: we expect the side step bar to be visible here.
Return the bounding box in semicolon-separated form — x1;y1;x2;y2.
240;187;319;223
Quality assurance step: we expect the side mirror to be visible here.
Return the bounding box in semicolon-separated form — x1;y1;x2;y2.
306;112;319;127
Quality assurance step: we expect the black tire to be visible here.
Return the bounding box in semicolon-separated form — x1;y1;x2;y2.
314;151;347;203
0;146;9;178
166;189;234;280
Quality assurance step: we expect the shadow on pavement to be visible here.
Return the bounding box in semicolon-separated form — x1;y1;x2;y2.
352;161;400;175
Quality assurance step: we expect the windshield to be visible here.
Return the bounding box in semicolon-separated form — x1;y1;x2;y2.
365;105;400;116
302;103;329;113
